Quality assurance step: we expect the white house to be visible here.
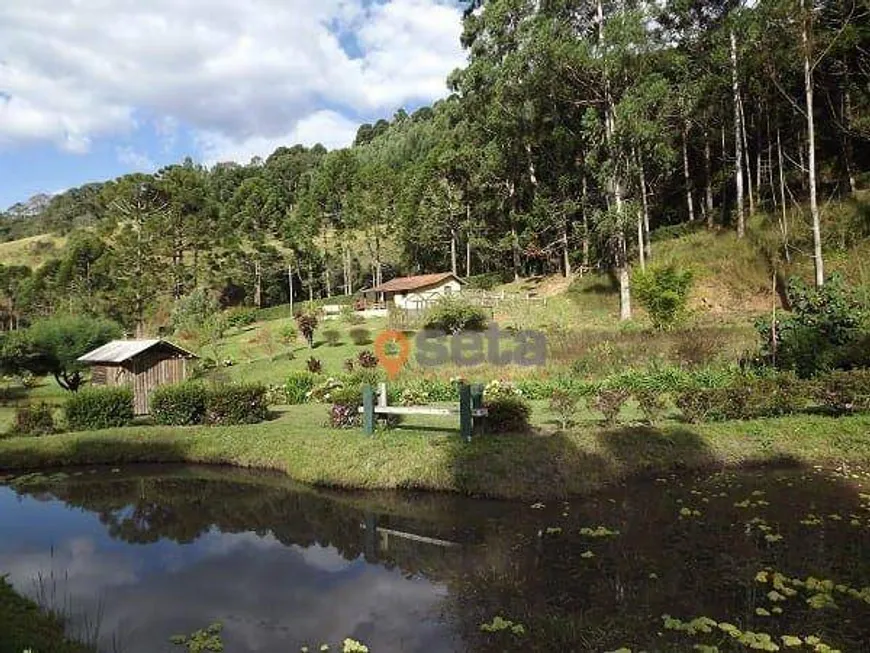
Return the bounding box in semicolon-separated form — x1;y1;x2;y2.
366;272;464;311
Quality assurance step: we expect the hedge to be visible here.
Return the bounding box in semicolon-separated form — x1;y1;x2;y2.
65;387;134;431
149;383;269;426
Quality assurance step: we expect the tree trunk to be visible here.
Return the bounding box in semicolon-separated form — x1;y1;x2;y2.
638;157;651;261
682;120;695;222
637;205;646;271
704;130;714;227
581;173;590;273
844;85;857;194
450;227;458;276
776;127;791;263
562;224;572;277
803;0;824;287
254;259;262;308
739;96;755;215
307;263;314;302
324;262;332;298
731;30;746;238
288;262;294;315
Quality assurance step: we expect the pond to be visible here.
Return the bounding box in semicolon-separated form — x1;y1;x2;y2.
1;464;869;652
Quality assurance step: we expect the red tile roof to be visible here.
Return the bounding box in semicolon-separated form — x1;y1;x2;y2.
369;272;462;293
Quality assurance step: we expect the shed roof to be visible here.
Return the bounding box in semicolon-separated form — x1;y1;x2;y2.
77;339;198;364
368;272;463;294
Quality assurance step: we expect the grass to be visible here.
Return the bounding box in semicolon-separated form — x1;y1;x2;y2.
0;234;66;268
0;577;91;653
2;403;870;500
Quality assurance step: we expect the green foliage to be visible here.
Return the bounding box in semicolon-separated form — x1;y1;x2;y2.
549;388;579;429
10;315;121;392
285;370;320;405
322;328;341;346
357;350;378;369
588;388;631;426
0;577;91;653
170;622;224;653
757;274;868;377
204;384;269;426
171;289;220;333
484;395;532;433
633;388;666;424
424;295;488;334
306;357;323;374
150;382;209;426
340;304;365;325
64;386;133;431
465;273;505;290
295;312;319;347
632;265;694;330
225;307;258;329
813;370;870;415
348;328;372;346
676;373;812;423
278;323;298;345
8;402;56;437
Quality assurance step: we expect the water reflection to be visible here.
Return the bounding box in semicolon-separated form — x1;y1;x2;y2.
1;464;870;652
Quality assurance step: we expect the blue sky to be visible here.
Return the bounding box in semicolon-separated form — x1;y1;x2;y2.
0;0;466;210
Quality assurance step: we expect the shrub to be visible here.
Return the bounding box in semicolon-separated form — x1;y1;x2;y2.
357;350;379;369
307;377;345;403
9;402;56;437
343;358;355;372
341;304;365;325
65;387;134;431
285;370;320;405
295;312;319;347
483;379;522;401
307;357;323;374
632;265;694;330
424;295;488;334
675;387;721;423
171;288;220;333
205;384;268;425
399;386;431;406
549;388;579;429
279;323;298;345
150;382;209;426
588;388;631;426
330;403;360;429
633;388;666;424
756;274;867;377
485;395;532;433
814;370;870;415
225;307;258;329
323;329;342;346
465;272;504;290
345;367;384;390
349;328;372;346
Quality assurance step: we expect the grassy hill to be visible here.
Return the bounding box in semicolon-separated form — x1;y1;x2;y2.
0;234;66;269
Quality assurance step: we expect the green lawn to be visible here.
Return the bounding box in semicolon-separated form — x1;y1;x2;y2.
3;403;870;499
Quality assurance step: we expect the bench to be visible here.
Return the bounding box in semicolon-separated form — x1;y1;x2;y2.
360;383;487;441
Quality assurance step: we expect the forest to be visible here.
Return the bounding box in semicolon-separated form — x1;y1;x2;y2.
1;0;868;332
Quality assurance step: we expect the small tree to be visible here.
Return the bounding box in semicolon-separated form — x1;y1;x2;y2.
424;295;488;334
295;312;319;347
13;316;121;392
632;265;694;330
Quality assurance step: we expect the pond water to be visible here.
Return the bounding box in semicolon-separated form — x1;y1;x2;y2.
1;464;869;652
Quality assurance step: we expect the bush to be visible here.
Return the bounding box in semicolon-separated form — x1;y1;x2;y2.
676;374;812;422
632;265;694;330
150;382;209;426
349;328;372;346
399;386;431;406
8;402;56;437
307;357;323;374
483;379;522;401
465;272;504;290
341;304;365;325
279;323;298;345
171;289;220;333
65;387;134;431
357;350;379;369
675;387;721;423
323;329;342;346
424;295;488;334
756;274;867;377
205;384;268;425
307;377;345;403
485;395;532;433
549;388;579;429
225;307;258;329
285;370;320;405
633;388;666;424
814;370;870;415
588;388;631;426
295;312;319;347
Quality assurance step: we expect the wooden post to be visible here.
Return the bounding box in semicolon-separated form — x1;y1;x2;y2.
378;382;387;407
363;384;375;435
459;383;472;442
471;383;484;438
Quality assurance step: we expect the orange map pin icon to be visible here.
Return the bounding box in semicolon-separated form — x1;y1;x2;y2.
374;330;410;379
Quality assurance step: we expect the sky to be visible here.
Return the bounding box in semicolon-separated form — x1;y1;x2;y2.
0;0;467;210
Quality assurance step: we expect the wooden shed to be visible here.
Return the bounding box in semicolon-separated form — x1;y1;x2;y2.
77;339;198;415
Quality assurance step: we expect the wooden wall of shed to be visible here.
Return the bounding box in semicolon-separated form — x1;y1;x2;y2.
130;353;188;415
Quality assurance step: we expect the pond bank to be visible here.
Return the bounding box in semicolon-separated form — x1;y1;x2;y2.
2;406;870;499
0;577;91;653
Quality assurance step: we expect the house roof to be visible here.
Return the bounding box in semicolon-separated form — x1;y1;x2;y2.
77;339;198;364
368;272;463;294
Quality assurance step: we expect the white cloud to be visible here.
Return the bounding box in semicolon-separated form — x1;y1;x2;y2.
116;145;156;171
0;0;465;163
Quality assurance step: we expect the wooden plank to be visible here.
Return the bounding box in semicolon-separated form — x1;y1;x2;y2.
357;406;487;417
